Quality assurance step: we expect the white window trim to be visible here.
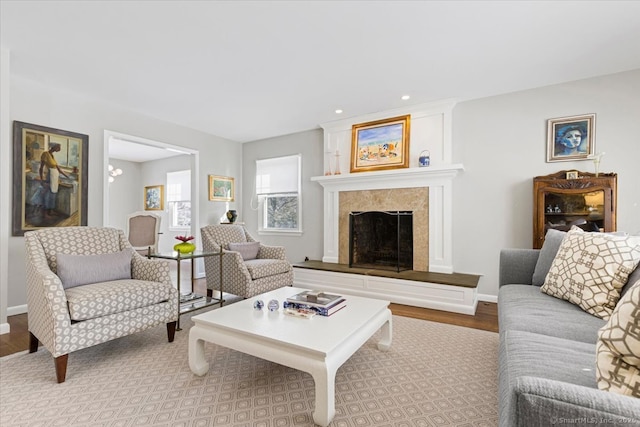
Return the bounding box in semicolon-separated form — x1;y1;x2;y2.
256;154;303;235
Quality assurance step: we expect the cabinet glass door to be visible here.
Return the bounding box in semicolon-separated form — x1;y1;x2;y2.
543;189;605;233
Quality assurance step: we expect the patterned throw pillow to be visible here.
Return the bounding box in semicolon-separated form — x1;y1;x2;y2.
596;281;640;397
228;241;261;260
541;227;640;319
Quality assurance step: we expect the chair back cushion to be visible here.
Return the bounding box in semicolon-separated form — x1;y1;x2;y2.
57;250;132;289
228;241;260;260
32;227;128;274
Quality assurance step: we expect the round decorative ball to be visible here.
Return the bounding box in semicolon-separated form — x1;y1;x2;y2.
253;300;264;310
267;299;279;312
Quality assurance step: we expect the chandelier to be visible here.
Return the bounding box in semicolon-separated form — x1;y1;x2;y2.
108;164;123;182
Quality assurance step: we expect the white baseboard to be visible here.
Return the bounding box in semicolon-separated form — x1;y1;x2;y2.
0;323;9;335
478;293;497;303
7;304;27;316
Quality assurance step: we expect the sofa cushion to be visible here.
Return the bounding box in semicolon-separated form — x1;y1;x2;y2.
228;241;260;260
499;284;606;344
541;227;640;320
596;281;640;397
57;250;132;289
499;329;599;427
244;259;291;280
65;279;175;321
532;229;566;286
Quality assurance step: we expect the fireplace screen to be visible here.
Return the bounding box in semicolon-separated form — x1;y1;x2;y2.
349;210;413;272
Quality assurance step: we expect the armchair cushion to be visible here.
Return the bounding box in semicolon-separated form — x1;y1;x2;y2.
245;259;292;280
57;250;132;289
65;279;176;321
228;241;260;260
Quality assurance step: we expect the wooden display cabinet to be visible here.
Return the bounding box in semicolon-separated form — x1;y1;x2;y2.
533;170;617;249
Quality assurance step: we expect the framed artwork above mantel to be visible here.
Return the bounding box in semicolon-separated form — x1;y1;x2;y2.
350;115;411;173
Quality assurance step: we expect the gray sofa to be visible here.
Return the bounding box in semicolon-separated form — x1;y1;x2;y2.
498;247;640;427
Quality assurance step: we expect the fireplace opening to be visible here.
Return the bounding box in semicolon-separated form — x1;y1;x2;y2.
349;210;413;272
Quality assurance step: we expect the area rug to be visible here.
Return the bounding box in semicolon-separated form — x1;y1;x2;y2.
0;314;498;426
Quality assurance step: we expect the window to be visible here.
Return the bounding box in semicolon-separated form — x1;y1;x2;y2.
166;170;191;229
256;154;301;233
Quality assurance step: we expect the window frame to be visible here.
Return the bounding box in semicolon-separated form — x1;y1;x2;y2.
256;154;303;235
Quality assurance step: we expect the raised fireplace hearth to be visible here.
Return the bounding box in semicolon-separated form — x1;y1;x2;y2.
349;210;413;272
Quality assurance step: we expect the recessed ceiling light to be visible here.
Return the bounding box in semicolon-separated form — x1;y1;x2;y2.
335;109;343;114
401;95;410;100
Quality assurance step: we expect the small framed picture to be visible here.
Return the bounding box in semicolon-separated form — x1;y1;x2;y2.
144;185;164;210
566;170;579;180
208;175;234;201
546;114;595;162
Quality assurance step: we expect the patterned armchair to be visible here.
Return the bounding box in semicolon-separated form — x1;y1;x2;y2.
201;225;293;299
24;227;179;383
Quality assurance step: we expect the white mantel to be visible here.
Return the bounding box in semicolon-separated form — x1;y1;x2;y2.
312;164;464;274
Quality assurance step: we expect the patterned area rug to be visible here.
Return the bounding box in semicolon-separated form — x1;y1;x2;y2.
0;314;498;426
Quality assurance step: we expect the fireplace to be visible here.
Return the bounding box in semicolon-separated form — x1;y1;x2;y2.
349;211;413;272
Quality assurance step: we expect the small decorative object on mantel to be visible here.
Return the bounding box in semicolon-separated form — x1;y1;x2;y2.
334;150;341;175
419;150;430;167
226;209;238;223
173;235;196;254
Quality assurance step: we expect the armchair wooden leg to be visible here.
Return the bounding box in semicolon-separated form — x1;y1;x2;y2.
167;321;177;343
55;354;68;383
29;332;39;353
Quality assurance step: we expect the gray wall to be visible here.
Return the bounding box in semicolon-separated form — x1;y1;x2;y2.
241;129;325;263
3;74;242;310
107;158;141;231
453;69;640;297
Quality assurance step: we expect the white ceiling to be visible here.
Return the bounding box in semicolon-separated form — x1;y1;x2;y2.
2;1;640;144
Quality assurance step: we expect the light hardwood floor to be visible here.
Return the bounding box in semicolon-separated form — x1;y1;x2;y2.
1;279;497;357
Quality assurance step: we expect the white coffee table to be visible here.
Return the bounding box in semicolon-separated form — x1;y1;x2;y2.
189;287;392;427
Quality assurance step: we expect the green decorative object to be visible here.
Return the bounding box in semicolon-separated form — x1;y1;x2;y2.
173;242;196;254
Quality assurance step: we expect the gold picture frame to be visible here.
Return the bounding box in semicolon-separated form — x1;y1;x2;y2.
12;121;89;236
350;115;410;173
144;185;164;210
208;175;234;201
566;170;579;180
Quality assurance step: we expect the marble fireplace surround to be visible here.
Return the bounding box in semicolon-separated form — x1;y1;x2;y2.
312;165;463;274
339;188;429;272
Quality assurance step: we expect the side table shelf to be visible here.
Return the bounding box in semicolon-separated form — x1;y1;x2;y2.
148;248;224;330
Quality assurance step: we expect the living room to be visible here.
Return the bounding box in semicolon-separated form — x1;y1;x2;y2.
1;1;640;425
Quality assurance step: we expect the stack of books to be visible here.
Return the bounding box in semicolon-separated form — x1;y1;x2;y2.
285;290;346;316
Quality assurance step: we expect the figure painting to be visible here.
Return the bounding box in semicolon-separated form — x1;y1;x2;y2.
12;121;88;236
547;114;595;162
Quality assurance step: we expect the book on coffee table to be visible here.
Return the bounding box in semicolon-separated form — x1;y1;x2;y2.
287;290;343;308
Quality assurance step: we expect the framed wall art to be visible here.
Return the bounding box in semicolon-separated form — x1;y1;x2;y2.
547;114;595;162
144;185;164;210
208;175;234;202
12;121;89;236
350;114;410;173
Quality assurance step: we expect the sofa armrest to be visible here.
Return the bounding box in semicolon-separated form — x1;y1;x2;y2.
499;249;540;287
258;244;286;260
514;376;640;427
131;252;172;286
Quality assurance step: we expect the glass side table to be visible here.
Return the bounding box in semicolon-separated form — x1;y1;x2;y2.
148;249;223;330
